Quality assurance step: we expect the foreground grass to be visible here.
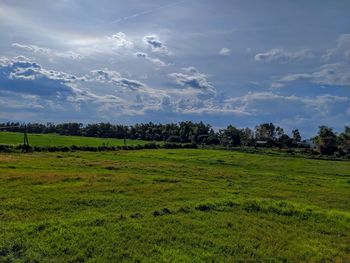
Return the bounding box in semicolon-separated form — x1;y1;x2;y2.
0;149;349;262
0;131;148;147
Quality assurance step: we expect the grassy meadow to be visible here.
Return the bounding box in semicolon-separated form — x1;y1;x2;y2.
0;131;148;147
0;148;349;262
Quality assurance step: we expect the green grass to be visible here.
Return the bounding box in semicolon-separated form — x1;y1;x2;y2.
0;131;149;147
0;149;349;262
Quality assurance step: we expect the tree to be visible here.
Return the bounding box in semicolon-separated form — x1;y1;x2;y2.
240;128;255;146
337;126;350;155
292;129;301;144
275;126;284;140
255;123;276;145
219;125;242;146
277;134;293;148
315;126;337;155
55;123;82;136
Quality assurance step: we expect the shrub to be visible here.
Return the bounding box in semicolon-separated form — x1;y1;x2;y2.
177;206;191;214
0;144;14;152
167;136;181;143
144;143;158;149
195;203;216;212
152;208;172;217
130;213;142;219
162;143;178;149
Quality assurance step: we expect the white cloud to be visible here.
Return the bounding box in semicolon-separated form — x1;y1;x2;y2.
174;97;250;116
345;50;350;61
135;52;167;67
219;48;231;56
68;32;134;57
2;56;78;82
279;73;311;82
280;63;350;86
84;69;145;90
109;32;133;48
322;34;350;61
12;43;50;55
182;66;198;74
0;56;168;116
224;91;350;118
1;56;349;125
0;56;11;67
254;48;314;63
271;82;285;88
12;43;82;60
312;64;350;86
0;56;80;101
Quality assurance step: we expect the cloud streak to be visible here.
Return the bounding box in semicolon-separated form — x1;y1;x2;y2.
280;63;350;87
12;43;82;60
110;0;191;24
135;52;167;67
254;49;314;63
219;48;231;56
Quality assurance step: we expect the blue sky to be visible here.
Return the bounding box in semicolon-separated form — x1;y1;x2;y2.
0;0;349;137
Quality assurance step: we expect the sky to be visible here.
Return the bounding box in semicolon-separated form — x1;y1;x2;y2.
0;0;349;137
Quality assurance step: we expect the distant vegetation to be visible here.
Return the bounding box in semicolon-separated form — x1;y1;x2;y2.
1;121;349;157
0;131;149;147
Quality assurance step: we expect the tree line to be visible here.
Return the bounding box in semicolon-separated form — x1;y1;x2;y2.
1;121;349;156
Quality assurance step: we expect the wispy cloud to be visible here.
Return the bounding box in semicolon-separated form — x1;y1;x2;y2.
254;48;314;63
135;52;168;67
110;0;191;24
12;43;82;60
280;63;350;87
219;48;231;56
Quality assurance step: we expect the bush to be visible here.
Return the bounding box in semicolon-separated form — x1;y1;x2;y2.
183;143;198;149
0;144;14;152
195;203;216;212
167;136;181;143
144;143;158;149
162;143;178;149
152;208;172;217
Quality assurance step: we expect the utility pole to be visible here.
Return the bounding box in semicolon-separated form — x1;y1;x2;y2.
0;125;30;152
22;126;30;153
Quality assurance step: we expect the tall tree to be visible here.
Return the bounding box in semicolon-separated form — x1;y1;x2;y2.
255;123;276;144
219;125;242;146
337;126;350;154
240;128;255;146
315;126;337;155
292;129;302;143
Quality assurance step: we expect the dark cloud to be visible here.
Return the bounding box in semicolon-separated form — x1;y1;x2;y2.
85;69;145;90
0;56;77;98
135;52;147;59
143;35;170;55
169;67;215;92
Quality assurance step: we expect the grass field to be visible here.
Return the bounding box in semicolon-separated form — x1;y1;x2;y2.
0;131;149;147
0;149;349;262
